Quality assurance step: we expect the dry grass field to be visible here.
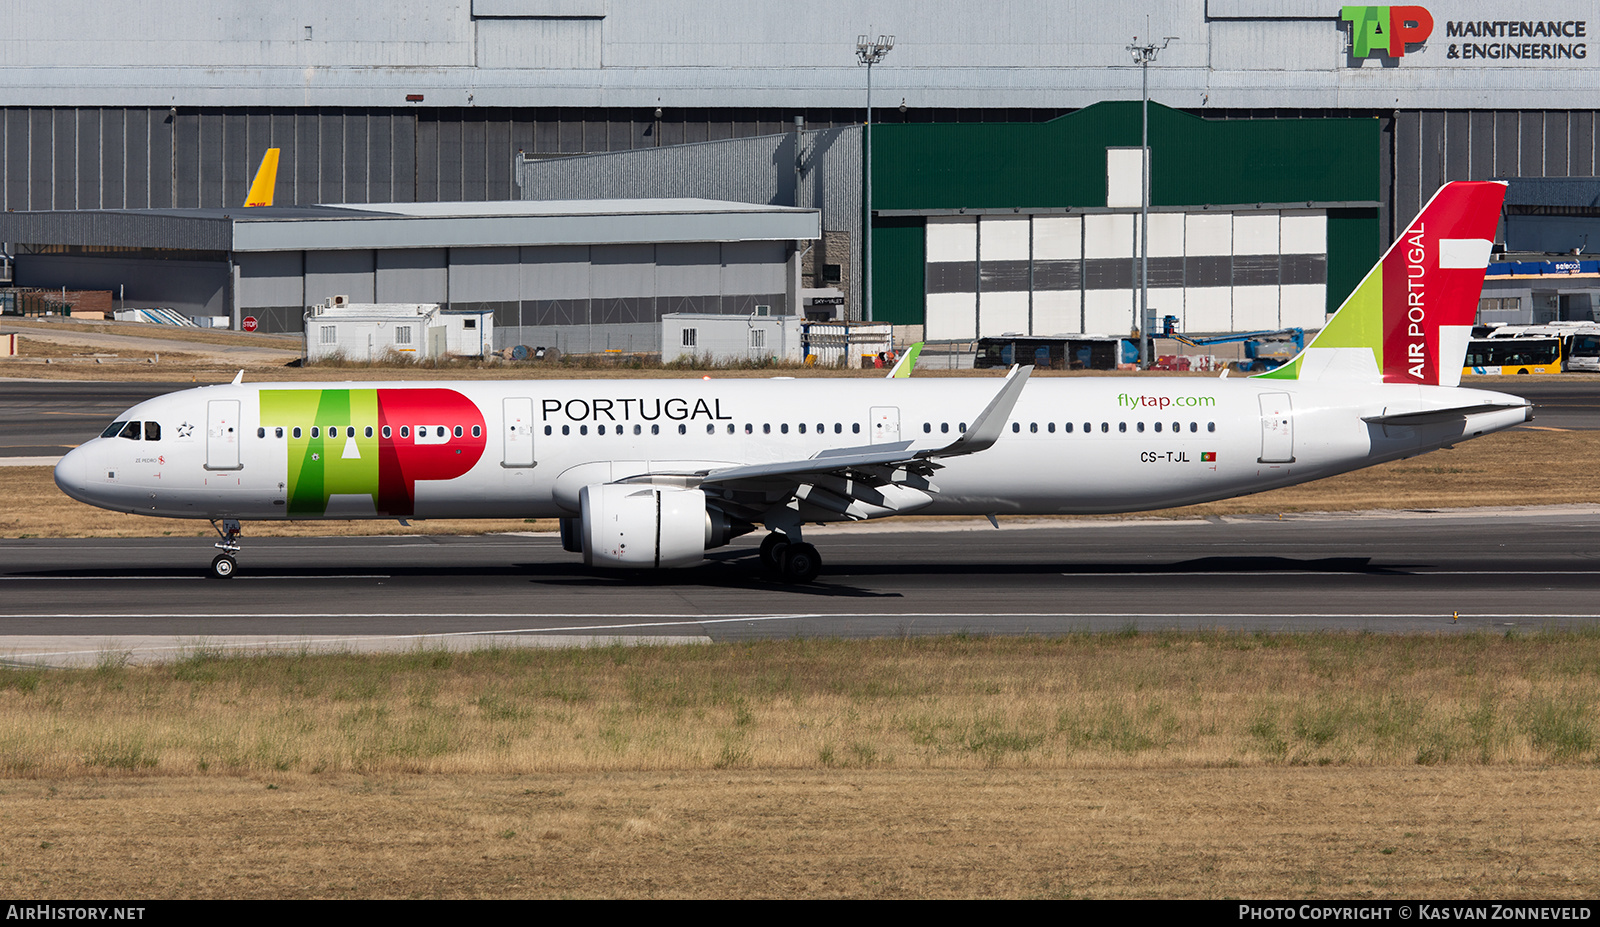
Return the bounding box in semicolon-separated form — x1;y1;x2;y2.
1;635;1598;898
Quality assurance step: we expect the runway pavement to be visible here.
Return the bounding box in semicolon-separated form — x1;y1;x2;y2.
3;509;1599;665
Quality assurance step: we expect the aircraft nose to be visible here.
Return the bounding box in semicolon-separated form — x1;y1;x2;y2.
53;444;93;504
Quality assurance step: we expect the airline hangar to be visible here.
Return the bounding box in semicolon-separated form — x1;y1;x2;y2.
2;1;1599;342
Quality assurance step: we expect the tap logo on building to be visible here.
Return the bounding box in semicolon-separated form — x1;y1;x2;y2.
1342;5;1435;58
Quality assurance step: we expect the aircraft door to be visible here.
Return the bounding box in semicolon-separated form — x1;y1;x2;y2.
869;406;901;444
1258;392;1294;463
503;397;535;467
206;399;242;470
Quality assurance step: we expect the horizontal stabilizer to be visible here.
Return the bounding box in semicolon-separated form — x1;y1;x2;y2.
1361;401;1531;427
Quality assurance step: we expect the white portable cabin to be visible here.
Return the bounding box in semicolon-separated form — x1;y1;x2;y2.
661;312;802;364
304;298;441;362
439;308;495;358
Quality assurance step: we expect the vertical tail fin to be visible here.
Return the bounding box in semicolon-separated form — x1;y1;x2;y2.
1257;181;1505;385
244;148;280;208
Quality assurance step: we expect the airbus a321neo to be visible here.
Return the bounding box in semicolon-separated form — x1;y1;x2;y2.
56;182;1529;582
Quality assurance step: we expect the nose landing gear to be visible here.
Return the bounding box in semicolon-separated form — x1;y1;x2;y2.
209;518;242;579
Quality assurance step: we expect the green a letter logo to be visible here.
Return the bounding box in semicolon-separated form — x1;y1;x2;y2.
1341;6;1434;58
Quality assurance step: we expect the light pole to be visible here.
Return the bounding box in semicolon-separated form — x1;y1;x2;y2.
1127;35;1176;369
856;33;893;323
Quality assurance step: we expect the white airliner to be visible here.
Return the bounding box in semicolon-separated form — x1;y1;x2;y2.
56;182;1530;581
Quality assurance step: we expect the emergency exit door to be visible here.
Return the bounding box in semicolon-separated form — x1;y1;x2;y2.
503;397;535;467
1258;392;1294;464
206;399;241;470
869;406;901;444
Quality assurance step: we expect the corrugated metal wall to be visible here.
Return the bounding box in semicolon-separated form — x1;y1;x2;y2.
1392;110;1600;241
0;106;895;211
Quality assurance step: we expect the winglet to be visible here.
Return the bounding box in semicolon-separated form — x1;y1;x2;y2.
922;364;1032;459
244;148;280;207
886;342;924;378
231;370;244;385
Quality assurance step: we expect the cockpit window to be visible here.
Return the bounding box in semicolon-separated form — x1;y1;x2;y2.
118;421;142;441
144;421;161;441
101;420;127;438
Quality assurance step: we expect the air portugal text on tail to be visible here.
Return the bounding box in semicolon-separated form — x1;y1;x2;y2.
55;182;1531;583
1266;181;1505;387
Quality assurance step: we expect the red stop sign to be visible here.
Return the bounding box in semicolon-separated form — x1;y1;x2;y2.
242;316;258;332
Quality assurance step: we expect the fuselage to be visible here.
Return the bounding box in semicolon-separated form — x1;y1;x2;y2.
54;374;1531;523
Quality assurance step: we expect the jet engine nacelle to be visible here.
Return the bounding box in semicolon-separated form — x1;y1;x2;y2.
577;483;751;569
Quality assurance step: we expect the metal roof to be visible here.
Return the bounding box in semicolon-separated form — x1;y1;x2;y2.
0;199;821;253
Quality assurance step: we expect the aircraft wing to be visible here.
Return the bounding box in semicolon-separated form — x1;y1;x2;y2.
613;366;1033;518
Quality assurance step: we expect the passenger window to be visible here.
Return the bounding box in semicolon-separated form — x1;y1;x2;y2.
119;421;141;440
1030;423;1038;433
762;424;771;434
1208;422;1216;432
543;426;551;436
562;425;570;436
437;427;447;438
1064;422;1073;433
959;423;967;433
346;427;354;438
1189;422;1197;433
275;427;284;438
1012;422;1020;433
365;426;373;438
707;424;715;434
145;422;161;441
1154;422;1162;433
941;423;949;434
1047;422;1055;433
799;423;807;434
834;423;842;434
1119;422;1127;433
454;426;463;438
384;426;393;438
651;425;659;435
579;425;588;435
293;427;302;439
400;426;410;438
1136;422;1144;433
780;424;788;434
472;425;481;438
1100;423;1108;433
101;421;127;438
745;424;753;435
257;427;266;439
634;424;642;435
677;424;685;435
852;423;860;434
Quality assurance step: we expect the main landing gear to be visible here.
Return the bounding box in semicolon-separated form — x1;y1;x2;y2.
758;531;822;584
209;518;242;579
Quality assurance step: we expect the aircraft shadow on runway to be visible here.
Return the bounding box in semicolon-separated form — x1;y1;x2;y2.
797;554;1415;577
4;553;1416;593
